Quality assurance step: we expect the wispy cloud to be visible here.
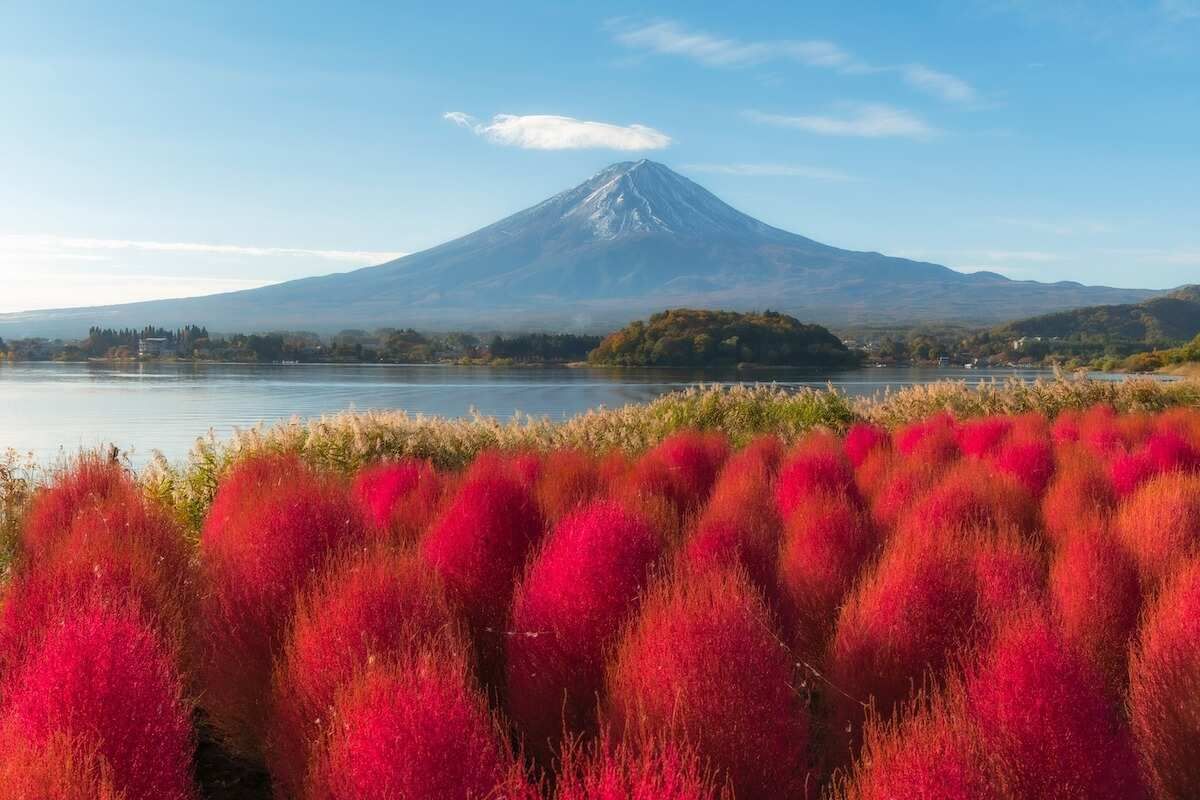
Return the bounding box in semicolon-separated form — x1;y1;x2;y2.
996;217;1115;236
609;19;977;104
0;271;279;314
609;19;858;70
444;112;671;151
745;104;936;139
1100;247;1200;266
893;247;1067;264
0;234;405;264
899;64;977;103
681;162;856;181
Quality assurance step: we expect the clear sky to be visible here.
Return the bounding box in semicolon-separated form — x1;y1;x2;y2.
2;0;1198;313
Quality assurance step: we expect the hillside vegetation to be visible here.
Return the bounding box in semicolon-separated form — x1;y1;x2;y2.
588;309;857;368
964;286;1200;365
1123;334;1200;373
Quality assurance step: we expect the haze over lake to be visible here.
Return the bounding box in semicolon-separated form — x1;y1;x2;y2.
0;361;1119;466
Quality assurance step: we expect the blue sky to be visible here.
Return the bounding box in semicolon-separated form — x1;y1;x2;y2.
1;0;1198;313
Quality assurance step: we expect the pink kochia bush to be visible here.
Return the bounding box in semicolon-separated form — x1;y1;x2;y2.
199;459;368;756
623;431;730;517
965;613;1147;800
684;443;784;600
778;492;877;654
605;567;809;800
18;455;140;560
555;738;732;800
268;548;460;799
349;458;443;545
307;647;539;800
843;422;889;468
0;500;194;680
992;435;1056;497
774;432;858;518
506;502;663;761
419;470;544;640
1129;558;1200;799
0;602;195;800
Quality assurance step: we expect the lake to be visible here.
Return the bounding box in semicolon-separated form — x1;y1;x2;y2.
0;361;1119;466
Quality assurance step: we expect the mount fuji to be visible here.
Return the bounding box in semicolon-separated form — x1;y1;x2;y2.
0;160;1154;336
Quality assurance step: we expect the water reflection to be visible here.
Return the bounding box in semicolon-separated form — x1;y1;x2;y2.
0;360;1151;466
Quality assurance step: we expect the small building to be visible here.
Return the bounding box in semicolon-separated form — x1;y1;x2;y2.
138;337;174;358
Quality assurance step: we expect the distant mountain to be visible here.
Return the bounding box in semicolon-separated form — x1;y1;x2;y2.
0;160;1157;338
991;285;1200;349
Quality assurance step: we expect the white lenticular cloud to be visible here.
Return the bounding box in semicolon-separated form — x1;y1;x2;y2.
745;104;936;139
443;112;672;151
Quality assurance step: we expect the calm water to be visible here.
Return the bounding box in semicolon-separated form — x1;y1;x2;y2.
0;361;1125;466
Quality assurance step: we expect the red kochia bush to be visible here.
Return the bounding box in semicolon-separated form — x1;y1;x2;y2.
606;567;808;799
350;459;443;544
0;731;124;800
203;452;307;532
0;512;191;681
1111;429;1200;496
506;502;663;761
1129;558;1200;799
957;416;1014;458
1;602;195;800
419;470;542;628
967;532;1046;635
536;448;602;523
778;492;877;654
1078;404;1125;455
555;738;732;800
894;461;1036;548
837;691;997;800
268;548;459;799
686;451;783;599
308;648;538;800
965;614;1147;799
200;464;368;756
894;412;960;465
624;431;729;516
844;422;889;468
992;435;1055;497
775;433;858;518
19;455;140;561
1041;448;1116;545
827;537;978;761
1114;473;1200;586
865;455;942;530
1049;529;1142;694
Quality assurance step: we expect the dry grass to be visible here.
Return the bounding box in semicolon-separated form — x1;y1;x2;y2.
4;376;1198;539
0;448;39;578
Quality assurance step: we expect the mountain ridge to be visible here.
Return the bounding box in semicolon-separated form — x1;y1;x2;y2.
0;160;1157;337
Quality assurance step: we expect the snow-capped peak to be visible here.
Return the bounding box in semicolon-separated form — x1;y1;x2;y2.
551;160;777;241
